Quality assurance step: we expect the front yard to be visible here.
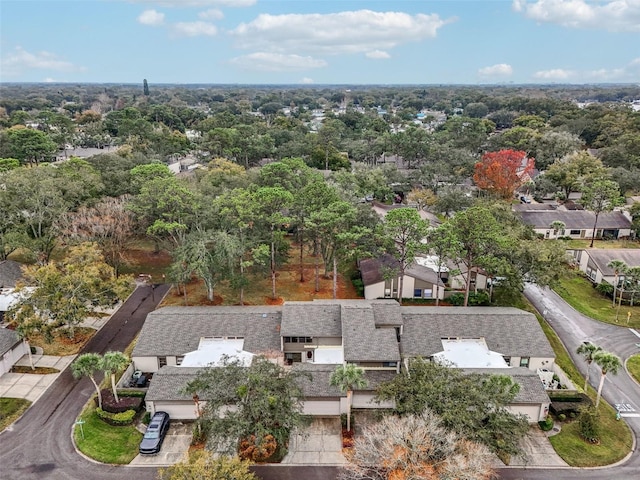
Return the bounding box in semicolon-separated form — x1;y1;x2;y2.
554;274;640;329
73;403;143;464
0;398;31;432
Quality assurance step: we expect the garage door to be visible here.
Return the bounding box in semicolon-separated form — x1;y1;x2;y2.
152;401;198;420
302;399;341;416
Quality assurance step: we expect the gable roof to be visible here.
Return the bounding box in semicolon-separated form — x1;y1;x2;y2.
517;210;631;230
341;304;400;363
132;306;282;357
400;307;554;359
583;249;640;276
291;363;397;398
281;302;341;337
465;367;550;404
145;366;201;402
0;260;23;288
0;327;21;356
359;254;444;287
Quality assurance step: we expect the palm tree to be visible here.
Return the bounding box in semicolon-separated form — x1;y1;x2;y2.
102;351;129;403
549;220;566;238
593;351;622;409
576;342;602;391
71;353;104;409
607;260;627;307
330;363;368;432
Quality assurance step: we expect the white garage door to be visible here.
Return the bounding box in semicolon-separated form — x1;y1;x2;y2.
152;401;198;420
302;399;341;416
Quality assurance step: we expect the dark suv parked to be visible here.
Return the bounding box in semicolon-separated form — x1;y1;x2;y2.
139;411;170;455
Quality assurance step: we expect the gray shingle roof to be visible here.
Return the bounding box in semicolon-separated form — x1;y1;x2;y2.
341;304;401;363
132;306;282;357
584;249;640;275
359;255;443;287
0;327;21;356
400;307;554;359
291;363;398;398
518;210;631;230
0;260;23;288
281;302;341;337
464;367;550;404
145;366;201;401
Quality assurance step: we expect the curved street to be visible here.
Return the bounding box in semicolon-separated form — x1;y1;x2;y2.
498;283;640;480
0;284;168;480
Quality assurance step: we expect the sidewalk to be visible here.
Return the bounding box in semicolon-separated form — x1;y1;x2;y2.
0;355;76;403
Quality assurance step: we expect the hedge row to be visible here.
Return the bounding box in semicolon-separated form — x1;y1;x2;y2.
95;407;137;426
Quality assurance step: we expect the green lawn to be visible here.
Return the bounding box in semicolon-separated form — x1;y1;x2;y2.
563;239;640;250
628;355;640;385
505;293;633;466
0;398;31;432
554;274;640;329
73;404;143;464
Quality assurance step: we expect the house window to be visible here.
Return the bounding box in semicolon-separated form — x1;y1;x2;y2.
382;362;397;368
570;230;580;235
503;356;511;366
519;357;530;368
284;352;302;365
414;288;422;298
158;356;167;368
176;356;184;366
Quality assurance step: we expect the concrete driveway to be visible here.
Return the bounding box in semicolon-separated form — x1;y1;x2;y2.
129;422;192;467
501;426;569;468
0;355;75;403
282;417;345;466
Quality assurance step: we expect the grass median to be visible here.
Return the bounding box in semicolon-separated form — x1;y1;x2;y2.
628;355;640;385
73;403;143;464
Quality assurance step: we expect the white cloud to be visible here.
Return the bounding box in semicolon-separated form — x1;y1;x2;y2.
301;77;315;84
229;52;328;72
137;9;165;26
129;0;255;7
198;8;224;20
513;0;640;32
171;21;217;37
43;77;56;83
478;63;513;76
366;50;391;59
231;10;452;55
587;67;627;80
533;68;574;79
1;46;85;77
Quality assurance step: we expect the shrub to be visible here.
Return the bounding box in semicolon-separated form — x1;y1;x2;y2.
558;413;567;422
142;411;151;425
549;392;593;417
96;407;137;426
579;408;600;443
98;389;144;414
352;278;364;297
448;293;465;306
595;282;613;297
538;416;554;431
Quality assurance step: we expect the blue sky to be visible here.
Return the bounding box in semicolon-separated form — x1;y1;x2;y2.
1;0;638;84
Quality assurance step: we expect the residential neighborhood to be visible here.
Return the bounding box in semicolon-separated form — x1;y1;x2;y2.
1;0;640;476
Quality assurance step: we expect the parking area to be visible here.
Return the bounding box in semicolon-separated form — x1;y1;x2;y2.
281;417;346;465
129;422;192;467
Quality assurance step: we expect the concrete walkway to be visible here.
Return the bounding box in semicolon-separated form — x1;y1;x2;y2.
0;355;75;403
281;418;346;465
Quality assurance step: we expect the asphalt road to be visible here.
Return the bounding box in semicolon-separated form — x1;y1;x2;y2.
497;283;640;480
0;284;169;480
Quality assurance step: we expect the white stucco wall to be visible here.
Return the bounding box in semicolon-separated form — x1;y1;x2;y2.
132;356;160;373
0;340;29;377
352;392;395;409
301;399;341;416
508;403;548;423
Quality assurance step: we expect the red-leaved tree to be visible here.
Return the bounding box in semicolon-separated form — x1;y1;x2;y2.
473;149;535;199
